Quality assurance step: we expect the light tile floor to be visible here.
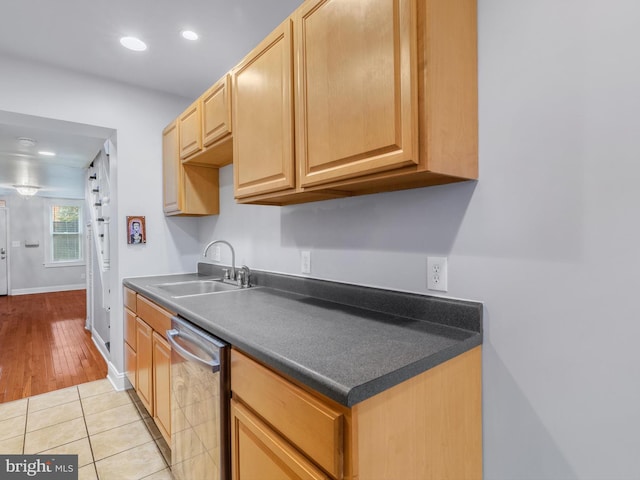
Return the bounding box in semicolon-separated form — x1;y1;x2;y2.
0;379;173;480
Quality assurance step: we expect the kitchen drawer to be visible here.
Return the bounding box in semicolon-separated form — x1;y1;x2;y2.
231;350;344;478
124;287;137;313
124;308;136;349
136;295;173;339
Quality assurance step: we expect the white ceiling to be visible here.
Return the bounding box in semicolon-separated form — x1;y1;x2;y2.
0;111;113;198
0;0;303;199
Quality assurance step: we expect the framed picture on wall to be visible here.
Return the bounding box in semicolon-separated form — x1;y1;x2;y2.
127;216;146;244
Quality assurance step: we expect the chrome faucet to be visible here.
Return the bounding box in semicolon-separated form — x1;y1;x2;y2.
202;240;236;281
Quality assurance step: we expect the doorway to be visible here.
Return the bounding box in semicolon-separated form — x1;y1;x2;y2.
0;110;116;402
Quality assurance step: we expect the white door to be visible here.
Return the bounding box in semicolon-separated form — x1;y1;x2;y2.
0;209;7;295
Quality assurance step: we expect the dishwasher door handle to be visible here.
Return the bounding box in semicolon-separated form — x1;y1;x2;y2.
167;329;221;372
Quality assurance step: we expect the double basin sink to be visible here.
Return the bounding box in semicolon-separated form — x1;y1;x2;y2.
150;279;250;298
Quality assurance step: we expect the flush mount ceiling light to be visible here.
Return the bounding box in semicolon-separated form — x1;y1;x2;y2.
38;150;56;157
120;36;147;51
13;185;40;196
181;30;199;41
17;137;37;147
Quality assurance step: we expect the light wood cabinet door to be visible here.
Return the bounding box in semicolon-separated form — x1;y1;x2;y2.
179;101;202;159
152;331;171;444
162;121;182;214
124;342;137;390
135;318;154;415
232;18;295;199
295;0;418;188
231;400;330;480
178;74;235;168
203;74;232;147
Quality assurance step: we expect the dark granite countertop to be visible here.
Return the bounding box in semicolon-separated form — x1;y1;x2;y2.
123;263;482;407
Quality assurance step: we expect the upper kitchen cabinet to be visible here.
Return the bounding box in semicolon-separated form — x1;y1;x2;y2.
182;75;234;167
163;121;182;214
296;0;418;188
232;0;477;205
163;120;220;216
231;19;296;199
232;19;344;205
202;75;233;150
178;100;201;159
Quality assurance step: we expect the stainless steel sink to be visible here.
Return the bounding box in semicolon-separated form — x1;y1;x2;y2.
152;280;241;298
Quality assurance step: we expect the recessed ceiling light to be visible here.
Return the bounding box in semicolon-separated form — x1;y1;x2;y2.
181;30;199;41
38;151;56;157
17;137;37;147
120;36;147;52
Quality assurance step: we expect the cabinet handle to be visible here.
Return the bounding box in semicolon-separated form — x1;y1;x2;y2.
166;329;220;372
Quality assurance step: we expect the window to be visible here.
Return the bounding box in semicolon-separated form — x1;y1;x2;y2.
45;201;84;267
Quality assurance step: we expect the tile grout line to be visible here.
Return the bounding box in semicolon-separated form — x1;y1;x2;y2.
22;398;29;454
77;385;100;479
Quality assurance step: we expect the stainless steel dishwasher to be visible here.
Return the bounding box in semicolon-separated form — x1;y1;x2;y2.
167;316;230;480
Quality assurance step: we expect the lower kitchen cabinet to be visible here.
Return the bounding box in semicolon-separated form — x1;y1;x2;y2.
135;318;154;415
231;399;329;480
124;307;137;389
231;347;482;480
124;342;137;389
152;331;171;443
122;287;173;446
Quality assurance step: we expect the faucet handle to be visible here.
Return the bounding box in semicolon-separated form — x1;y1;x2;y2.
222;268;230;280
240;265;251;288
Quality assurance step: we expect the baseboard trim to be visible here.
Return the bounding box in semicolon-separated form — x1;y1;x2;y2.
91;329;110;362
90;331;128;391
11;284;86;295
107;362;128;391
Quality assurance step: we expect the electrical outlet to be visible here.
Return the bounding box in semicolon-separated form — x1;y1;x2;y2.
212;245;221;262
301;250;311;274
427;257;448;291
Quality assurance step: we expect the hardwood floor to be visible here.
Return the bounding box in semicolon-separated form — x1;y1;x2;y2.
0;290;107;403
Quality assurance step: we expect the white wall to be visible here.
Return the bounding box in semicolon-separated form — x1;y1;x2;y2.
0;53;203;380
197;0;640;478
2;194;85;294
